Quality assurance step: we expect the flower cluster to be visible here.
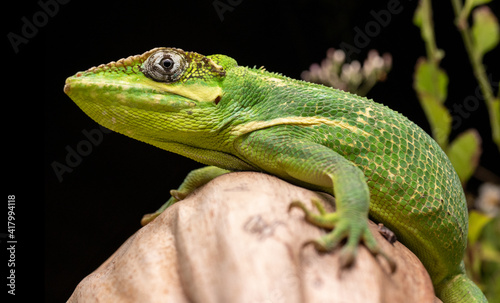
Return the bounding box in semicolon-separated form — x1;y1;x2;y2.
476;183;500;216
301;48;392;96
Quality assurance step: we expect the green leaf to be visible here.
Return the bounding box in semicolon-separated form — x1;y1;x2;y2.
468;210;493;246
420;96;452;148
414;58;448;103
413;1;423;28
482;242;500;262
413;58;451;148
446;129;482;185
471;6;500;61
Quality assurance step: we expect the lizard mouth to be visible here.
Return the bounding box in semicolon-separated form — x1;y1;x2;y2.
64;74;197;114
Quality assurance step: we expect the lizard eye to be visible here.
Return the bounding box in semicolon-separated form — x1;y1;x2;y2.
142;49;187;83
161;58;174;69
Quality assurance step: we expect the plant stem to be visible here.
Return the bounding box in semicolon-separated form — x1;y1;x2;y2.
450;0;500;151
420;0;444;63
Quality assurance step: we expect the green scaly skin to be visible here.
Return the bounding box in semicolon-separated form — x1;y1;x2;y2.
64;47;487;302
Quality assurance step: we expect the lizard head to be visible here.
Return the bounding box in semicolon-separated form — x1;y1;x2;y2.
64;47;238;142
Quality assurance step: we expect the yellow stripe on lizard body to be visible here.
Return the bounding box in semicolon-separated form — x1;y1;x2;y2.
64;47;487;302
230;116;371;137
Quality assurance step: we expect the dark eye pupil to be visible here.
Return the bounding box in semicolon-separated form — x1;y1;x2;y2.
162;58;174;69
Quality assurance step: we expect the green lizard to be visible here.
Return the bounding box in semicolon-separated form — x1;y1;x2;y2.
64;47;487;302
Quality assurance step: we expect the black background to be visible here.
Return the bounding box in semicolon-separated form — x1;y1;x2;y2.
3;0;499;301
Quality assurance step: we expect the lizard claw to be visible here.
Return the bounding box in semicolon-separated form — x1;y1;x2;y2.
141;213;160;226
302;231;357;268
141;195;179;226
289;200;308;213
289;199;338;229
170;189;188;201
290;199;396;272
303;238;330;252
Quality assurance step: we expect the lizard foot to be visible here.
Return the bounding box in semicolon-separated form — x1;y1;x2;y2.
141;166;229;226
141;191;185;226
289;199;396;272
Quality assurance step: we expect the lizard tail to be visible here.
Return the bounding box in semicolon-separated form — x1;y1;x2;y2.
435;265;487;303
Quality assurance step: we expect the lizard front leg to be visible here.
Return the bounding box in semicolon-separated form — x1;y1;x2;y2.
236;127;395;270
141;166;230;225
